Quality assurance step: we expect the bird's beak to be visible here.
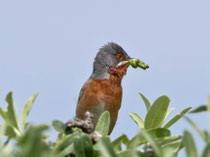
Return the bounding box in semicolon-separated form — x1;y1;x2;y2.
117;56;132;66
117;60;129;66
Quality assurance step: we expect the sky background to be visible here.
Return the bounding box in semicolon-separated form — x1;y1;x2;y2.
0;0;209;156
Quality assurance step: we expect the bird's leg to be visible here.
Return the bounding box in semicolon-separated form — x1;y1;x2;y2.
65;111;94;134
65;111;101;143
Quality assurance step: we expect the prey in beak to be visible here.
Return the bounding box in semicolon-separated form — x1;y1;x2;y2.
117;59;149;70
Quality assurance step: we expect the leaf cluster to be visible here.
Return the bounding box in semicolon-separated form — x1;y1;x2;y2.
0;92;209;157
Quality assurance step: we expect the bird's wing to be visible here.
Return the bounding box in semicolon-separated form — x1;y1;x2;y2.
77;79;91;104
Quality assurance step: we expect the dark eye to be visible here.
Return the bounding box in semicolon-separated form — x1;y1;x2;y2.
116;53;123;61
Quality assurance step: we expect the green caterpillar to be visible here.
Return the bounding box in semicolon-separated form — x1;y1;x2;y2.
128;59;149;70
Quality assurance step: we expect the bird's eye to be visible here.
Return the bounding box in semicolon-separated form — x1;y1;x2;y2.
116;53;123;61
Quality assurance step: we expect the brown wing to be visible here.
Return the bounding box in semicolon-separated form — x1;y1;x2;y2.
76;79;104;125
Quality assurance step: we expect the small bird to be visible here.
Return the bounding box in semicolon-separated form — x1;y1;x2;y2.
76;42;131;135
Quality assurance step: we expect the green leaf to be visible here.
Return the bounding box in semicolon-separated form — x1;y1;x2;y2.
56;133;64;144
144;95;170;129
57;144;74;157
5;92;20;130
54;134;74;153
0;125;4;144
112;134;129;151
0;93;22;137
0;107;9;124
56;144;74;157
56;130;93;156
148;128;171;137
23;122;30;131
95;111;110;136
52;120;66;133
127;128;170;149
158;135;182;145
163;107;192;129
162;142;182;157
129;112;144;129
141;131;163;157
96;137;117;157
2;124;17;139
189;105;207;113
208;94;210;113
202;143;210;157
17;124;50;157
139;93;151;111
164;108;175;121
117;150;148;157
183;130;198;157
21;93;38;127
73;131;94;157
127;134;144;149
184;116;208;143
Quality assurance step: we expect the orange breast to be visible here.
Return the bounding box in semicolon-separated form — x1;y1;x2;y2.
76;63;129;134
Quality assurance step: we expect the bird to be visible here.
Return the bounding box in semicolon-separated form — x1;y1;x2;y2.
76;42;131;135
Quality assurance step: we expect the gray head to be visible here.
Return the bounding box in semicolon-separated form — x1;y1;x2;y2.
91;42;131;80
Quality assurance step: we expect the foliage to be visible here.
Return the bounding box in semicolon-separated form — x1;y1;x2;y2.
0;92;209;157
182;94;210;157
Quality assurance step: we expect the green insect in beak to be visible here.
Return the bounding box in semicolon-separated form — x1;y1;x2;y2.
128;59;149;70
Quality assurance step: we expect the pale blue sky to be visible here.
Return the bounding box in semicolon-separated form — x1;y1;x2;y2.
0;0;209;156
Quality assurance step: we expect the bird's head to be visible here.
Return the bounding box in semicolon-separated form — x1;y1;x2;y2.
91;42;131;80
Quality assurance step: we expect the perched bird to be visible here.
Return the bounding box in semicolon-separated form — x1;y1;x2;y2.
76;42;131;135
